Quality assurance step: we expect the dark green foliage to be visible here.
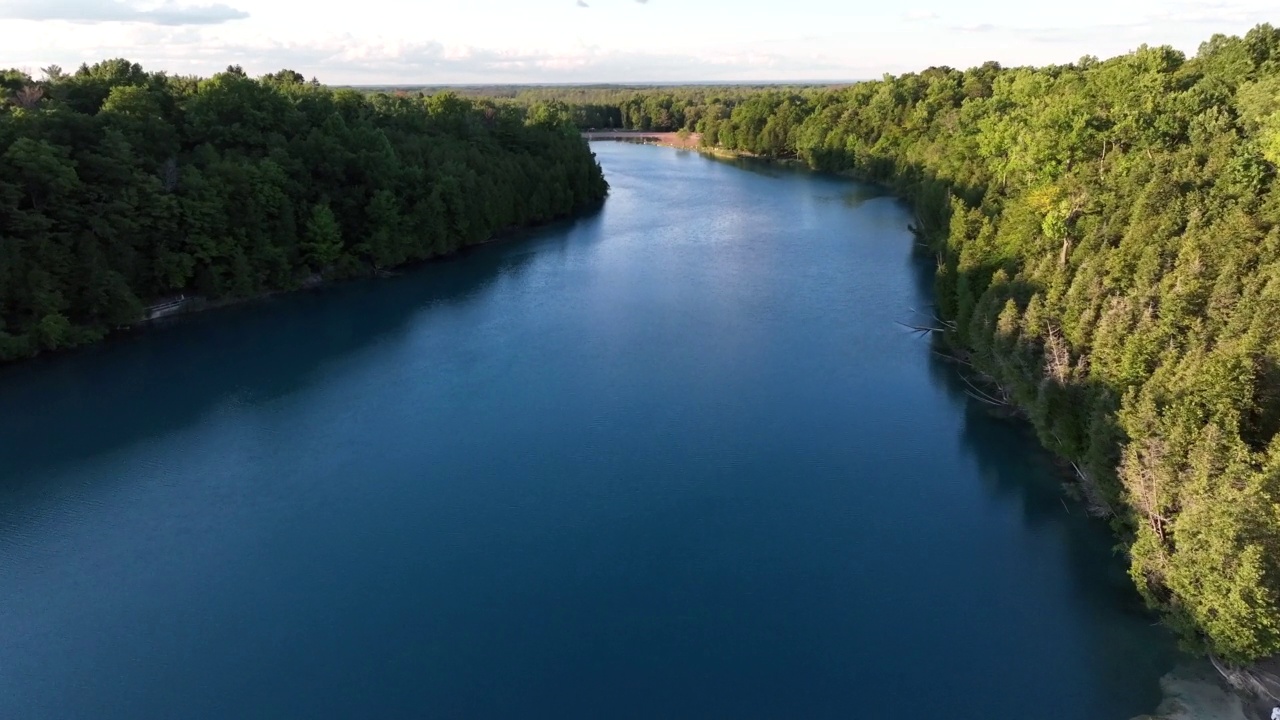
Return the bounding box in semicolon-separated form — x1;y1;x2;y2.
347;83;831;132
533;26;1280;663
0;63;608;361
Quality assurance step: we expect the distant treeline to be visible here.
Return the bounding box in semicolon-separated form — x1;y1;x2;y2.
348;84;832;132
0;62;608;361
483;28;1280;664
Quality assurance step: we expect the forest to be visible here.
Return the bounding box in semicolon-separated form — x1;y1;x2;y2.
350;83;826;133
0;62;609;361
531;27;1280;665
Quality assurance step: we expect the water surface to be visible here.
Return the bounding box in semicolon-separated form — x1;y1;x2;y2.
0;142;1180;719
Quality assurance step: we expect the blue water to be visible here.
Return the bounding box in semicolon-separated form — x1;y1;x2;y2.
0;142;1179;719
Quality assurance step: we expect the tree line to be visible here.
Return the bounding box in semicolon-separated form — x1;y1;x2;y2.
548;29;1280;664
0;61;608;361
349;84;827;133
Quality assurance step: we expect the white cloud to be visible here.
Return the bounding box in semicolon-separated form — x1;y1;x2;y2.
950;23;998;33
0;0;246;25
0;0;1275;83
903;10;938;22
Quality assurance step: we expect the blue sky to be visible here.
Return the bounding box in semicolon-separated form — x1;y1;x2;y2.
0;0;1274;83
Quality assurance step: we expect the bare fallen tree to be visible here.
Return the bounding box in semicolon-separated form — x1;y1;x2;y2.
895;307;958;335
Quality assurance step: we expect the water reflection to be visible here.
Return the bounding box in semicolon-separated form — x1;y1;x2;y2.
0;209;604;493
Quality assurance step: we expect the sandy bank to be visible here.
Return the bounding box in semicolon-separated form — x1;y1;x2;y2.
583;130;703;150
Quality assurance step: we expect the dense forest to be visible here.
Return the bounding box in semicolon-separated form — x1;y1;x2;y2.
0;62;608;361
350;84;825;133
563;28;1280;665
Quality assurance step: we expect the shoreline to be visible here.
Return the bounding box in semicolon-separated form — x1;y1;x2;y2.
583;132;813;168
138;206;600;326
585;135;807;167
583;130;703;150
1;201;606;369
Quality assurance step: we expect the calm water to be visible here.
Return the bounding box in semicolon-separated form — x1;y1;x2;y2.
0;143;1180;719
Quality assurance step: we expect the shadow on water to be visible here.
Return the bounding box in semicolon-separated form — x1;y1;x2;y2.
702;153;796;179
940;361;1177;713
0;208;606;491
929;357;1140;608
816;184;890;209
904;245;1180;713
902;244;1148;611
702;153;890;212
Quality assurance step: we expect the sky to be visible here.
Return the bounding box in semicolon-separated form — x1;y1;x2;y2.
0;0;1275;84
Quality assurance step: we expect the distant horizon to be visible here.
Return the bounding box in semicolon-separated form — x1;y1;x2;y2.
336;80;859;88
0;0;1274;84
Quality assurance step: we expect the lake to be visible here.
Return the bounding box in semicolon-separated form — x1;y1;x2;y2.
0;142;1183;719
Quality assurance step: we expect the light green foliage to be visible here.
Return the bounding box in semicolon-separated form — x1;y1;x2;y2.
303;202;343;272
524;100;577;134
1238;76;1280;164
